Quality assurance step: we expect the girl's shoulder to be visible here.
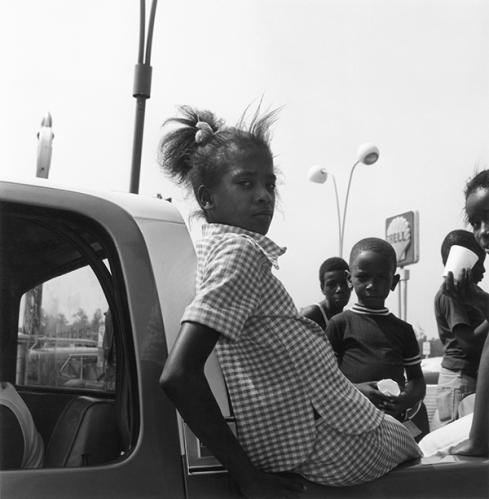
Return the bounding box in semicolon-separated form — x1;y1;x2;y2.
201;231;268;265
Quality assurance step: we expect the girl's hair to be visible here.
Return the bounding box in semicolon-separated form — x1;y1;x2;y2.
319;257;349;289
158;104;279;199
465;169;489;200
440;229;485;265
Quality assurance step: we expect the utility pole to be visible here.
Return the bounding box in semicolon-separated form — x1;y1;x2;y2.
129;0;158;194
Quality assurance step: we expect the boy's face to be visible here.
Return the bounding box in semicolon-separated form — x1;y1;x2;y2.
349;250;399;309
321;270;351;311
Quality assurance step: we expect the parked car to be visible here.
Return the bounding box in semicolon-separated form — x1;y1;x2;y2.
1;179;488;498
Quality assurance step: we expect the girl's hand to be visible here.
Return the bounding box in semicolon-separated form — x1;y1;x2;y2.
443;270;485;305
449;438;488;458
443;269;473;301
239;471;307;499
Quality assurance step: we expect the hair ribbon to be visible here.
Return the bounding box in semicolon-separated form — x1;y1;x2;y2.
195;121;214;145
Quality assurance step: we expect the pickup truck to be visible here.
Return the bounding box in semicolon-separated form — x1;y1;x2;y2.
1;178;488;498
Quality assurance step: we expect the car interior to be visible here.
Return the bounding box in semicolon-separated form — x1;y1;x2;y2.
0;202;138;469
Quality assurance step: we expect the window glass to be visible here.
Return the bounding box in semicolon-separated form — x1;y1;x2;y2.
17;266;115;393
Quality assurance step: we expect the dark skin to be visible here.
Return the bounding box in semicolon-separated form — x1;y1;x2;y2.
160;152;306;498
443;269;489;456
448;258;489;359
302;269;351;330
447;184;489;456
348;250;426;418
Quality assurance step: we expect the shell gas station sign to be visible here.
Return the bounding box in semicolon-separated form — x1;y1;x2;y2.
385;211;419;267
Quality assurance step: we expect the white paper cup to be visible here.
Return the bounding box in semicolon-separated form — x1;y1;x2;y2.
443;245;479;281
377;378;400;397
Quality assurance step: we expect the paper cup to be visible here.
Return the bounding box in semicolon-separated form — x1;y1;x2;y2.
377;378;400;397
443;245;479;281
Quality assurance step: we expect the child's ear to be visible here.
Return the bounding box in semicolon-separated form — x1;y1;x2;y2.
391;273;400;291
197;185;214;211
346;270;353;289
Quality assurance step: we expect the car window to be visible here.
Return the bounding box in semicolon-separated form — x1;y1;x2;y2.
0;201;138;469
17;266;115;393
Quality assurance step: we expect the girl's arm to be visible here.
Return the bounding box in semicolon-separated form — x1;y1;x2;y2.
160;321;306;498
444;270;489;456
451;333;489;456
452;322;489;358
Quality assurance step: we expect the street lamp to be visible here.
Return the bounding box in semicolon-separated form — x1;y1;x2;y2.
307;167;343;256
130;0;159;194
308;143;380;257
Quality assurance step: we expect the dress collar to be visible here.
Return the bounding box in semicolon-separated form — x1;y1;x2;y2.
202;223;286;269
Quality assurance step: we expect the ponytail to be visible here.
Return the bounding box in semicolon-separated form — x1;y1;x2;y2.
158;106;222;186
158;103;278;198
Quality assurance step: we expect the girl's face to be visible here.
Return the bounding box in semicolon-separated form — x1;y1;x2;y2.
204;149;276;235
466;187;489;253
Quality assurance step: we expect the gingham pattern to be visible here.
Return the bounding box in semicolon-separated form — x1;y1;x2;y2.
296;414;422;486
182;224;409;477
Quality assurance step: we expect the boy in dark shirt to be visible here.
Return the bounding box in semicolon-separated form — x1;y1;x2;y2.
434;229;488;427
301;257;351;330
326;237;427;437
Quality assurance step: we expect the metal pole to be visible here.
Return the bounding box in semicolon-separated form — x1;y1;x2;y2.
330;175;342;257
402;268;410;321
340;160;360;258
130;97;147;193
398;269;402;318
129;0;158;194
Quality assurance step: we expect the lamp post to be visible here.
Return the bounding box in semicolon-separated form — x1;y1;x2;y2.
308;143;380;257
130;0;158;194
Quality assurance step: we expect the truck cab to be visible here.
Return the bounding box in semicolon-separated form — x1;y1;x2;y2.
1;178;488;498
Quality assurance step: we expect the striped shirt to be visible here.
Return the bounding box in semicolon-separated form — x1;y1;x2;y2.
326;303;422;388
182;224;384;472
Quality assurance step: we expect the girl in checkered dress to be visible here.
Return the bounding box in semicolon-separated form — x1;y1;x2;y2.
159;105;421;499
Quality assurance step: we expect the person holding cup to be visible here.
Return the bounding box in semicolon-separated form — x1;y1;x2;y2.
420;170;489;456
433;229;488;428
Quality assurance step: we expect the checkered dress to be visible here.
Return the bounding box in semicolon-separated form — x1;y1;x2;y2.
182;224;421;485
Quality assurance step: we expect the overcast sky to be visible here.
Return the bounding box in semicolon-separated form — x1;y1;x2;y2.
3;0;489;338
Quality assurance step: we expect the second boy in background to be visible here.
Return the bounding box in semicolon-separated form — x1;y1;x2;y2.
301;257;351;330
326;237;428;440
433;229;488;428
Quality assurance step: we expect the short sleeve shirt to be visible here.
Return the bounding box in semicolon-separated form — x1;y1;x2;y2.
434;286;485;377
326;305;421;388
182;224;383;472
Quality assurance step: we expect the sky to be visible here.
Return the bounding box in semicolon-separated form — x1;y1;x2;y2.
3;0;489;338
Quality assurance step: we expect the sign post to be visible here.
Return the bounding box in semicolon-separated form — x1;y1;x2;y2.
385;211;419;320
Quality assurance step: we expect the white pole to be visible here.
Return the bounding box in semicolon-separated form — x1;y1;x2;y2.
401;268;410;321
